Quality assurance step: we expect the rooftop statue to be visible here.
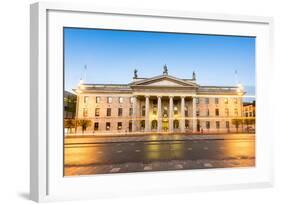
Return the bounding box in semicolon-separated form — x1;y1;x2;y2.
163;64;168;75
133;69;138;79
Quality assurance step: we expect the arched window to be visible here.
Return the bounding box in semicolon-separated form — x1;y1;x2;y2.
173;120;179;129
151;120;158;129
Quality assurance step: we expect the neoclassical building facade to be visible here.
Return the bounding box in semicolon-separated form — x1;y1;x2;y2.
73;66;245;134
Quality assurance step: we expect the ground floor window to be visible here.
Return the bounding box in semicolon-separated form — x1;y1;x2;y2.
117;122;122;130
94;122;99;131
151;120;157;129
206;121;210;129
216;121;220;129
106;122;110;130
185;120;189;128
140;120;145;129
226;121;230;129
173;119;179;129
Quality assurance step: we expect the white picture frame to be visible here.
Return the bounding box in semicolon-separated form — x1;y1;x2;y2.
30;2;274;202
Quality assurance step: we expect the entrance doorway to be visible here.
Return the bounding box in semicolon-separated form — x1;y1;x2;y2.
162;119;169;131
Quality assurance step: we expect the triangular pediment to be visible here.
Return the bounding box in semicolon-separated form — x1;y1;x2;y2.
131;75;198;87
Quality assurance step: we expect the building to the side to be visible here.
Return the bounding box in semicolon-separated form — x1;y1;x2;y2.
64;91;77;119
72;65;246;134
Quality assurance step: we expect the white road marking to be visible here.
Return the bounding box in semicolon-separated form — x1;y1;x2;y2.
110;168;121;173
144;165;152;171
204;163;213;168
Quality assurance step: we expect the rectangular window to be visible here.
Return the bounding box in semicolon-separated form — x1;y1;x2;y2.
118;108;123;116
234;108;238;116
215;108;219;116
106;122;110;131
225;108;229;116
83;108;88;117
117;122;122;130
216;121;220;129
206;109;210;116
206;121;210;129
215;98;219;104
234;98;238;104
129;108;133;116
107;97;112;103
153;106;157;115
106;108;111;116
142;106;145;116
226;121;230;129
119;97;123;103
130;97;134;104
84;96;89;104
185;108;188;117
94;122;99;131
96;96;100;103
196;98;199;104
205;98;209;104
196;110;200;117
174;106;178;115
95;108;100;117
224;98;229;104
185;120;189;128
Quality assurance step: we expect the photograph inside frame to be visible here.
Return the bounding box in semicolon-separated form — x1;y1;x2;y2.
63;28;256;176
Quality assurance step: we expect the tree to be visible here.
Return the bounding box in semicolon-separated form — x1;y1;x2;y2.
64;119;76;134
232;118;243;133
243;118;255;132
78;119;92;134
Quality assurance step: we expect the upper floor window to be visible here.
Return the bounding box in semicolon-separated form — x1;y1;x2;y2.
119;97;123;103
215;98;219;104
83;108;88;117
225;108;229;116
234;108;238;116
118;108;123;116
95;108;100;117
174;106;178;115
234;98;238;104
224;98;229;104
196;98;200;104
84;96;89;104
226;121;230;129
185;106;188;117
130;97;134;104
196;110;200;117
96;96;100;103
215;108;220;116
129;108;133;116
206;109;210;116
153;106;157;115
205;98;209;104
106;108;111;116
107;97;112;103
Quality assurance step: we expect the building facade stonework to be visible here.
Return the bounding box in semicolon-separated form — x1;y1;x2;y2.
73;69;245;134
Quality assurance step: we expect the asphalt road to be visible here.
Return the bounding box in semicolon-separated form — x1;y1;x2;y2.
64;136;255;167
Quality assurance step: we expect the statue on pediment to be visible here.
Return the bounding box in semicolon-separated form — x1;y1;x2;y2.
192;71;196;80
133;69;138;79
163;64;168;75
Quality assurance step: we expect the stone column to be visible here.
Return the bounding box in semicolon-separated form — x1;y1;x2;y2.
145;96;150;132
192;97;197;132
157;96;162;132
169;96;174;132
132;96;137;132
180;96;185;132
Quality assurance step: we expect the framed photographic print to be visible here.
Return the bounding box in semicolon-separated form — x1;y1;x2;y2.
30;2;274;202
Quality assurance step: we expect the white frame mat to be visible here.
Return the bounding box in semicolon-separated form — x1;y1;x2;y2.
30;2;274;202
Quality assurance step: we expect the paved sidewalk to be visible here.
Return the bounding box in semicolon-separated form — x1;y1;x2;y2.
65;133;255;145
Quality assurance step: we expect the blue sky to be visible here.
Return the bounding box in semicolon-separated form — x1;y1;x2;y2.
64;28;255;96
